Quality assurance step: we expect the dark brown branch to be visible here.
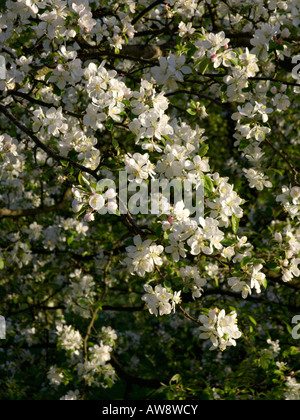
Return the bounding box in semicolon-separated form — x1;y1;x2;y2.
0;187;72;219
264;138;299;186
0;103;99;178
9;90;83;119
131;0;165;25
178;305;202;325
110;353;163;388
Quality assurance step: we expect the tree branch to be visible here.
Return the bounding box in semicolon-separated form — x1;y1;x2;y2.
264;138;299;186
9;90;83;119
131;0;165;25
0;187;72;219
0;103;99;179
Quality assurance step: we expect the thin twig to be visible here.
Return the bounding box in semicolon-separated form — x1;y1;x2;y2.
265;138;299;186
0;103;100;178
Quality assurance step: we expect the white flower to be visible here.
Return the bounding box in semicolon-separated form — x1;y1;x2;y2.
56;323;82;354
250;264;266;294
89;341;112;366
165;234;187;262
185;155;210;175
187;227;213;256
273;93;290;111
276;186;300;219
221;247;235;260
178;22;195;37
239;48;259;77
142;284;181;317
282;258;300;282
60;390;80;400
47;366;64;387
179;266;206;299
228;277;252;299
138;109;174;140
43;107;68;137
125;152;155;183
285;377;300;400
151;53;192;90
89;193;105;211
201;31;230;54
243;168;273;191
125;236;164;277
199;309;242;351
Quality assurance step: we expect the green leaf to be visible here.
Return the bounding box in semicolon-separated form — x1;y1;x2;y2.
112;138;119;150
163;281;172;292
248;315;257;326
0;257;4;270
67;236;74;246
155;224;163;238
232;214;240;235
201;175;214;193
261;277;268;289
198;143;209;157
255;258;266;265
197;58;211;75
60;160;69;168
266;262;278;270
241;256;253;267
106;119;114;132
78;172;90;188
239;139;251;150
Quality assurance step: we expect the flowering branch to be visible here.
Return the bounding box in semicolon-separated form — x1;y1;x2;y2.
0;187;72;218
0;104;100;179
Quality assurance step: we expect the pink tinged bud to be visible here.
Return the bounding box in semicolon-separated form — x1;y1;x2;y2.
224;44;229;50
54;56;60;62
84;28;90;33
108;202;118;212
280;84;287;93
283;259;289;267
168;217;174;224
290;371;295;375
211;54;217;63
270;87;277;95
84;213;94;222
214;308;219;314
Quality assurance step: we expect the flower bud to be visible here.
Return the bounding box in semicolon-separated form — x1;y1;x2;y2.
84;213;95;222
211;54;217;63
281;28;290;39
274;232;282;242
280;84;287;93
270;86;277;95
283;259;289;267
72;200;83;213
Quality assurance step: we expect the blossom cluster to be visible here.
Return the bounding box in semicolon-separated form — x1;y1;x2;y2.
142;284;182;317
0;0;299;401
199;309;242;352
